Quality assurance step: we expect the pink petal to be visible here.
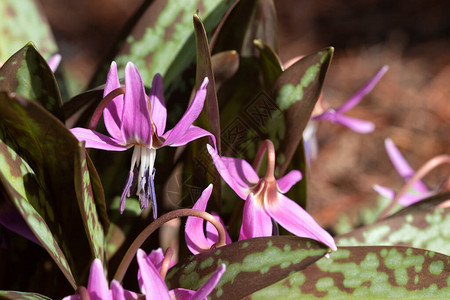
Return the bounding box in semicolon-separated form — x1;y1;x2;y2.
385;138;429;194
220;156;259;187
373;184;395;199
121;62;152;146
239;193;273;240
149;74;167;136
207;144;250;199
191;264;226;300
148;248;165;271
87;259;111;300
334;114;375;133
103;61;125;141
47;54;61;73
169;289;195;299
185;185;215;254
373;184;430;207
266;194;337;251
163;78;208;145
337;65;388;113
70;128;129;151
206;212;232;245
163;125;215;148
136;249;171;300
111;280;139;300
277;170;302;193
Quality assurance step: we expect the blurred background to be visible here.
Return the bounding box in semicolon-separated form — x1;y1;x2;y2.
37;0;450;227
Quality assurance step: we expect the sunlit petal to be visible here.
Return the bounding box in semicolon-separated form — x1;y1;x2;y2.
185;185;215;254
149;73;167;136
333;114;375;133
103;61;124;141
207;144;250;199
163;77;208;144
87;259;111;300
136;249;171;300
70;128;129;151
206;212;232;245
277;170;302;193
121;62;152;146
163;125;215;148
266;194;337;251
239;194;273;240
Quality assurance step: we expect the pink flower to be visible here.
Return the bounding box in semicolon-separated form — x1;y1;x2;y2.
373;138;432;206
71;62;213;216
205;140;336;251
63;259;137;300
136;249;225;300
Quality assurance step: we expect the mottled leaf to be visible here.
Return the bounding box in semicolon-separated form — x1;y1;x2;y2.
0;0;57;61
0;43;63;121
212;0;277;56
254;39;283;88
74;142;106;263
0;92;107;285
0;290;52;300
271;47;333;175
62;87;104;128
336;196;450;255
90;0;234;89
166;236;329;299
250;246;450;299
0;163;76;289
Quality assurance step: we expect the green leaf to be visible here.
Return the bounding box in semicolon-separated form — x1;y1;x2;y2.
62;87;104;128
212;0;277;56
0;142;76;289
74;142;106;263
0;0;57;61
336;196;450;255
0;290;52;300
249;246;450;299
254;39;283;88
0;43;64;121
90;0;234;89
271;47;333;175
0;92;107;285
166;236;329;299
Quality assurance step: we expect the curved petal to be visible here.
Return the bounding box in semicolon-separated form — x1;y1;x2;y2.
103;61;125;141
373;184;395;200
266;194;337;251
136;249;171;300
70;128;129;151
334;114;375;133
337;65;388;113
87;259;111;300
239;193;273;240
206;212;232;245
277;170;302;193
111;280;139;300
163;77;208;144
191;264;226;300
121;62;152;146
373;184;426;207
162;125;215;148
207;144;250;199
149;74;167;136
169;289;195;299
185;185;215;254
148;248;165;271
385;138;429;193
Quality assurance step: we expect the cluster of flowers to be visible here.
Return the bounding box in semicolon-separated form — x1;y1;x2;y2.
67;60;390;298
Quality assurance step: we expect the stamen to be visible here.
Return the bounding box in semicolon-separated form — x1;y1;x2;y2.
120;171;134;214
139;169;150;210
149;168;157;219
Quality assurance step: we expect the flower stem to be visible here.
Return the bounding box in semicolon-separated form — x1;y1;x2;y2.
378;154;450;220
89;87;125;130
252;140;276;181
113;209;227;283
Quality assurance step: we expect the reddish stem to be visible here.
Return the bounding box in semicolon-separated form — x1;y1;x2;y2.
378;154;450;220
89;87;125;130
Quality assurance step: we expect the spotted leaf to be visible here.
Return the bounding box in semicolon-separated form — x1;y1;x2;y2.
249;246;450;299
0;290;52;300
336;194;450;255
166;236;329;299
0;43;63;121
